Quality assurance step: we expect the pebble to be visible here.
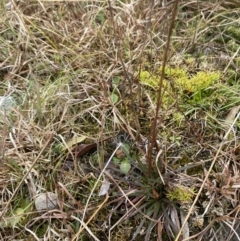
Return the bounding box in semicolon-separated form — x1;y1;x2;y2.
35;192;58;211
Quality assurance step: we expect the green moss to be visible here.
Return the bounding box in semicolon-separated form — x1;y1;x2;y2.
140;66;219;92
223;25;240;52
139;70;159;89
139;65;220;103
226;26;240;41
164;66;186;79
227;39;239;52
166;185;195;204
177;71;219;92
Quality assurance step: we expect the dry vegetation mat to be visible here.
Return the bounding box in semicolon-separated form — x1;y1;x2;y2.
0;0;240;240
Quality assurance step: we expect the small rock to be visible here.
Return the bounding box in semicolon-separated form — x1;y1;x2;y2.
35;192;58;211
0;96;15;113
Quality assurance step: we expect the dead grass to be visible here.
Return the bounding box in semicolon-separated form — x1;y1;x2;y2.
0;0;240;240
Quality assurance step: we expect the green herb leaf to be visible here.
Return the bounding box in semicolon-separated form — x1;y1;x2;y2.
110;93;119;104
120;159;131;174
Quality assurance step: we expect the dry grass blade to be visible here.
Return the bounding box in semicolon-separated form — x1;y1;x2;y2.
72;143;122;239
0;137;53;221
72;194;109;241
175;111;240;241
1;0;240;240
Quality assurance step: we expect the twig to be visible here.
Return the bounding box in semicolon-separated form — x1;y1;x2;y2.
0;137;53;221
147;0;180;175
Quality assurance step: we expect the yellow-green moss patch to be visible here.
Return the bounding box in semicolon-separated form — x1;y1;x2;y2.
140;66;220;93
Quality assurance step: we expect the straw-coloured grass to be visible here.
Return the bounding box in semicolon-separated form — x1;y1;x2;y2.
0;0;240;240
